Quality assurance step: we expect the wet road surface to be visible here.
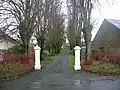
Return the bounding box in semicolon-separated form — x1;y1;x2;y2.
0;48;120;90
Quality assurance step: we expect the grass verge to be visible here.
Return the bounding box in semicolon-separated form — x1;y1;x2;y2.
84;61;120;73
69;55;75;68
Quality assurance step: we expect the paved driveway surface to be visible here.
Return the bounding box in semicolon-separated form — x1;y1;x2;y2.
0;48;120;90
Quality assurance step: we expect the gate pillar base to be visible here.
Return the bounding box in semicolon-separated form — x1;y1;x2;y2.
74;65;81;70
34;65;41;70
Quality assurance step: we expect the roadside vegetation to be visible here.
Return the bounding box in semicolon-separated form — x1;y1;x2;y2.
83;61;120;73
69;55;74;68
69;54;120;73
0;60;33;81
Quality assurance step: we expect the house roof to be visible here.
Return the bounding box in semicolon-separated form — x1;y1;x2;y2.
92;19;120;43
106;19;120;29
0;29;16;43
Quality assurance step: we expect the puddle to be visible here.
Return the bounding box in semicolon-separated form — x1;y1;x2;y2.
49;83;65;88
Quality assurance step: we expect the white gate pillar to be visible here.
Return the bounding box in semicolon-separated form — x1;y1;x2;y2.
74;46;81;70
34;45;41;70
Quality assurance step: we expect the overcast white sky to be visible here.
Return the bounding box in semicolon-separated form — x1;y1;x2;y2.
91;0;120;40
61;0;120;40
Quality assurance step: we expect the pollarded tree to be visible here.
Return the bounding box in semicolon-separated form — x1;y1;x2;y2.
0;0;38;53
46;3;65;55
34;0;64;59
66;0;77;52
67;0;95;62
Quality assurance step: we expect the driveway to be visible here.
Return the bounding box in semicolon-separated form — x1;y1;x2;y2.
0;48;120;90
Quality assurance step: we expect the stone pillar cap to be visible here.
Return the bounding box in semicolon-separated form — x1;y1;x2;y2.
74;46;81;50
34;45;41;50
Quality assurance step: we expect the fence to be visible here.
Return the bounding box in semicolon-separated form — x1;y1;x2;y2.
0;52;34;63
74;46;120;75
81;53;120;76
81;53;120;64
0;52;35;80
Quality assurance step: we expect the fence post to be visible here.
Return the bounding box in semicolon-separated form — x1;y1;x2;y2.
74;46;81;70
34;45;41;70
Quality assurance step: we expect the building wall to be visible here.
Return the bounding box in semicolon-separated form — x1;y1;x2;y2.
91;20;120;53
0;37;15;50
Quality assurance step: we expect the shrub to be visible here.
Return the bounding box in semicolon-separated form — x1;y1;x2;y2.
0;53;34;80
8;41;25;54
0;60;33;80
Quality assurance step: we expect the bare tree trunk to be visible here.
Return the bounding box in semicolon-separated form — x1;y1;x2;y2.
40;39;45;60
22;39;29;53
37;37;45;60
83;27;92;64
48;44;51;53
